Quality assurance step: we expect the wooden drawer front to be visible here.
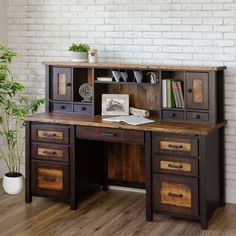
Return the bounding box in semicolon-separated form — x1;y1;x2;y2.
31;124;69;144
162;110;184;120
76;126;144;144
187;112;209;122
32;143;69;162
153;135;198;157
74;104;93;115
32;161;69;199
53;67;72;101
153;156;198;177
153;174;198;216
52;103;73;113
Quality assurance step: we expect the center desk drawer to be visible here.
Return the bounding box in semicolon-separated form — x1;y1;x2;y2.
152;134;198;157
32;143;69;162
76;126;144;144
31;124;69;144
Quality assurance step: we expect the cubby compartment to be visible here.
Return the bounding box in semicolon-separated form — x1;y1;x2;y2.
73;68;93;103
161;71;185;110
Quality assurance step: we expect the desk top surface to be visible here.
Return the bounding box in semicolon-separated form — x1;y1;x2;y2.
42;61;226;71
24;113;225;136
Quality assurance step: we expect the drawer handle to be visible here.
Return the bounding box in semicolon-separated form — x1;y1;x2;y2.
81;107;86;111
43;150;57;155
187;88;192;93
101;132;115;137
170;113;175;118
168;192;183;198
43;133;57;138
168;144;183;149
168;163;183;169
60;105;66;109
66;83;72;86
43;176;56;182
194;114;200;119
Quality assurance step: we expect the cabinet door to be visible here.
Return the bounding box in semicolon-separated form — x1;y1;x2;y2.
186;72;209;110
53;67;72;101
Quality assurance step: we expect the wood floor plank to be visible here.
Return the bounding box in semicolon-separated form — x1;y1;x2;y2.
0;184;235;236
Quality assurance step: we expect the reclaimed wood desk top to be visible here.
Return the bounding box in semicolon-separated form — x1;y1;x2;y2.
42;61;226;72
24;113;226;136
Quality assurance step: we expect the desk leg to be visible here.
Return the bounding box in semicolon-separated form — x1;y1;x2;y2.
219;127;225;207
103;143;109;191
145;131;153;221
70;125;78;210
25;121;32;203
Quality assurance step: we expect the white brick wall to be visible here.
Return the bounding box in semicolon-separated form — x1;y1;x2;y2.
0;0;8;177
6;0;236;203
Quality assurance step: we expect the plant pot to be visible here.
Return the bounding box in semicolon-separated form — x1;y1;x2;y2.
71;51;88;62
2;172;24;195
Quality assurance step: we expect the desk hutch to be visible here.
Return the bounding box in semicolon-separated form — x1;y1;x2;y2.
24;62;226;229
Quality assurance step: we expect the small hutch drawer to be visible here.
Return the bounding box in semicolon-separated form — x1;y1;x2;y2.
74;104;93;115
31;124;69;144
152;156;198;177
187;112;209;122
153;174;198;216
76;126;145;144
31;143;69;162
162;110;184;120
152;134;198;157
31;161;69;199
52;103;73;113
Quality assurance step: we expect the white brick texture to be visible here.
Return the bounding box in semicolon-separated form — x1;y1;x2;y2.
6;0;236;203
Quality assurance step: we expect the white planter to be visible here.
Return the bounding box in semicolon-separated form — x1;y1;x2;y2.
2;173;24;195
71;51;88;62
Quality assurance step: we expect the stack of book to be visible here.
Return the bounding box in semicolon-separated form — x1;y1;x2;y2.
162;79;184;108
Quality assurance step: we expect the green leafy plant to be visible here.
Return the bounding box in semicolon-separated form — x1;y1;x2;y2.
0;45;45;174
68;43;90;52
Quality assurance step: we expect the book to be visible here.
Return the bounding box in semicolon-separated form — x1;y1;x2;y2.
171;81;180;108
102;115;155;126
177;81;184;108
97;77;113;82
167;79;175;108
162;79;167;108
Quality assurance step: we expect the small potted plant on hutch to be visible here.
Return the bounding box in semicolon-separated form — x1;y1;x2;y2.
69;43;90;62
0;45;44;194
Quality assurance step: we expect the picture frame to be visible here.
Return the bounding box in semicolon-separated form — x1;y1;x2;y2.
102;94;129;116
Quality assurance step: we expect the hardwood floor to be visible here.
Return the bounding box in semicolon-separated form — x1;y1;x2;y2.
0;185;235;236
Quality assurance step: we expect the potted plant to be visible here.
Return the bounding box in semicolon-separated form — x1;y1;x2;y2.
69;43;90;62
0;45;44;194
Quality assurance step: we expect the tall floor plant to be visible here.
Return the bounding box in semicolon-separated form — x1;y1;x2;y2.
0;45;44;177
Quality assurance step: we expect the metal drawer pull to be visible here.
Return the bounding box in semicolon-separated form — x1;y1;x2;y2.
60;105;66;109
168;163;183;169
43;150;57;155
168;192;183;198
101;132;115;137
168;144;183;149
43;133;57;138
43;176;56;182
194;114;200;119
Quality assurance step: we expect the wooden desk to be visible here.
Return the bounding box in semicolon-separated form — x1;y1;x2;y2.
25;112;225;229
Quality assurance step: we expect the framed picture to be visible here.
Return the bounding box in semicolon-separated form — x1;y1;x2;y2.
102;94;129;116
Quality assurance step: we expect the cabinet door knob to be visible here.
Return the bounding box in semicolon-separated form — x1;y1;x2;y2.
187;88;192;93
66;83;72;86
61;105;65;109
